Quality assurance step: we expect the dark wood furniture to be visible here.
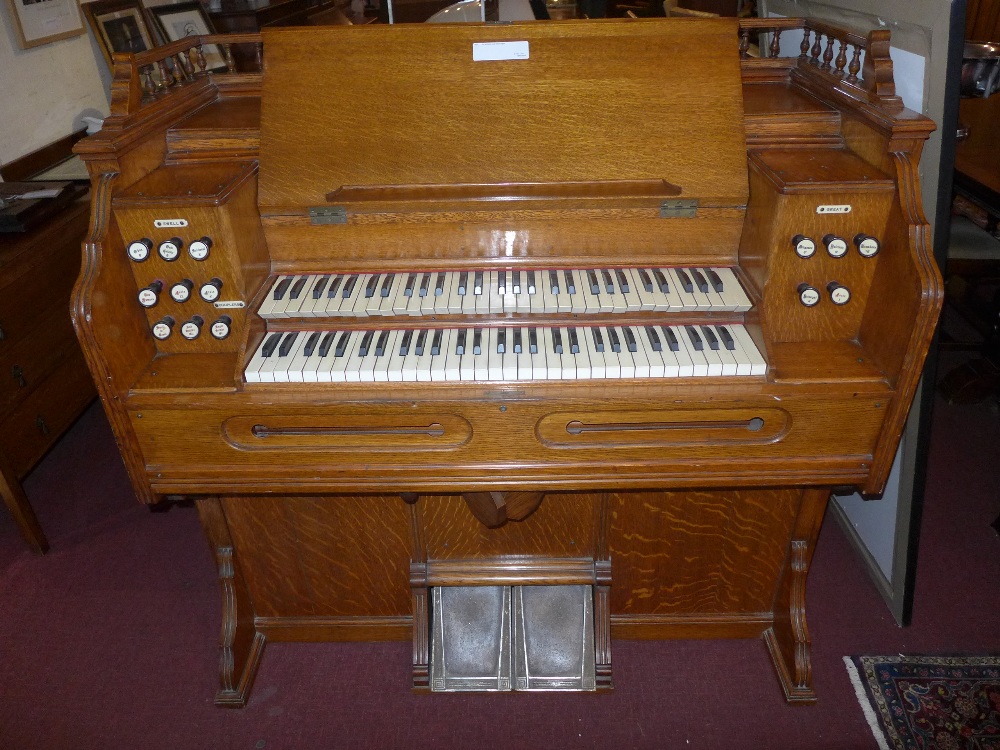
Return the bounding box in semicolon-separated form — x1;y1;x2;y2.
73;20;939;706
207;0;310;33
0;132;97;553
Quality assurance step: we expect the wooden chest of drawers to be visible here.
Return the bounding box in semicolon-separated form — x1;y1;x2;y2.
0;197;97;552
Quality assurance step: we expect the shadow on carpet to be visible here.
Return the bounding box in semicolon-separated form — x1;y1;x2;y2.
846;655;1000;749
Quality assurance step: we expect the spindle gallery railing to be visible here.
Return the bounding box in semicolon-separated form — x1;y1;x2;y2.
109;33;263;116
737;18;901;110
106;18;902;118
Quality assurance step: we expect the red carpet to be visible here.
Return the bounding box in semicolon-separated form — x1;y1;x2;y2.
1;390;998;749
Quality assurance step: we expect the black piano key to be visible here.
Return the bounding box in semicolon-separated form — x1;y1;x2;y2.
497;328;506;354
685;325;704;351
359;330;374;357
327;276;344;298
592;327;605;353
434;272;446;296
677;268;694;294
380;274;395;298
342;275;359;298
404;273;417;298
653;269;670;294
474;271;484;295
261;332;282;357
639;268;654;293
498;270;507;295
623;327;637;353
335;331;352;357
312;276;330;299
549;270;560;295
717;325;736;351
456;329;467;356
303;331;320;357
527;270;536;294
458;271;468;296
273;277;292;300
564;270;576;295
431;329;443;356
513;328;523;354
473;328;482;356
707;268;725;293
701;326;719;351
662;326;680;352
602;269;614;294
528;328;538;354
645;326;662;352
318;332;336;357
399;330;413;356
607;327;621;353
415;329;427;356
615;269;630;293
568;327;580;354
587;270;600;295
364;274;379;299
278;332;298;357
375;330;389;357
418;273;431;298
512;270;521;295
690;268;709;294
553;328;564;354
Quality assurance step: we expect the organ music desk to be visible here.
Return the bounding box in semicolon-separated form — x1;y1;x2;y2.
73;19;940;705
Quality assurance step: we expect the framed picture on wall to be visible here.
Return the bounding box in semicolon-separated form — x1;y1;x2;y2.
5;0;86;49
148;1;227;71
82;0;158;68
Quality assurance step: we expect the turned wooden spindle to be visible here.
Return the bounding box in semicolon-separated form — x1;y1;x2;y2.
254;43;263;71
769;28;781;58
846;44;862;83
739;28;750;58
799;29;811;58
179;50;194;79
141;66;156;98
157;59;174;88
810;31;822;63
821;35;835;70
834;40;848;75
195;43;208;74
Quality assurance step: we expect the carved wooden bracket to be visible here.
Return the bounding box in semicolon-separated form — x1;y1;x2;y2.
461;491;545;528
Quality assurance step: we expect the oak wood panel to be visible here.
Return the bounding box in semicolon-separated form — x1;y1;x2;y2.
258;21;748;210
221;495;413;618
608;489;800;615
422;493;596;560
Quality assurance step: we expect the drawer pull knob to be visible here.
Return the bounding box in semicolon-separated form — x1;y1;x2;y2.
12;365;26;388
36;416;49;436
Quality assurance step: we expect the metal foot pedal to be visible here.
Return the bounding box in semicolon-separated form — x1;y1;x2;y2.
430;584;595;692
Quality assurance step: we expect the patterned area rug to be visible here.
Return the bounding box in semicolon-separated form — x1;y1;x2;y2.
845;655;1000;750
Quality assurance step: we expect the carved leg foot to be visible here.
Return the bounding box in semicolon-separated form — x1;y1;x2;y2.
197;498;265;708
764;539;816;704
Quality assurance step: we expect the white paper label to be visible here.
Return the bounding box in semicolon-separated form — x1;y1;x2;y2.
816;205;851;214
473;41;529;62
154;219;189;228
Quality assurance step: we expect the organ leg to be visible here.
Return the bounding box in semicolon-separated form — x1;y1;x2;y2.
763;487;829;704
196;497;266;708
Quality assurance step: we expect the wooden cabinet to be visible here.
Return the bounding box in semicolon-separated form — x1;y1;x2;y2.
0;139;97;553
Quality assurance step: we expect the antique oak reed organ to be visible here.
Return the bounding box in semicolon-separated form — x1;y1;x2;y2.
72;18;941;705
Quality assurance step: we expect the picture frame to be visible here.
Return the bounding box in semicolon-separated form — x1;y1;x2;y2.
4;0;86;49
82;0;158;68
148;1;227;72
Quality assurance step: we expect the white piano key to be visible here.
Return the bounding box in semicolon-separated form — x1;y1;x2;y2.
262;332;301;383
729;325;767;375
344;331;370;383
641;326;666;378
315;331;339;382
244;333;282;382
662;326;693;377
698;325;725;377
285;330;315;382
257;276;290;319
330;331;360;382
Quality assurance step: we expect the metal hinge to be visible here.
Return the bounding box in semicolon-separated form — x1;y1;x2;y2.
309;206;348;225
659;199;698;218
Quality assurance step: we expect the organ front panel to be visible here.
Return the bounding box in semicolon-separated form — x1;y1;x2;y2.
72;18;940;707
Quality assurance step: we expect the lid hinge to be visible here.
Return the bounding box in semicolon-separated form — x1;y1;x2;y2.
659;199;698;218
309;206;348;225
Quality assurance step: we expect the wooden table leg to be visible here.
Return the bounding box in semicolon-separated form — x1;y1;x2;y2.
1;459;49;554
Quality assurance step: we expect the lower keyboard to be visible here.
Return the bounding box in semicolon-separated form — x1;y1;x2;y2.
244;324;766;383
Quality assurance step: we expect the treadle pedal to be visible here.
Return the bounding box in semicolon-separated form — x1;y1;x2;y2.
429;585;595;692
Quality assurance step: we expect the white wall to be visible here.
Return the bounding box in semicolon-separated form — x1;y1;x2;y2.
0;0;112;170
